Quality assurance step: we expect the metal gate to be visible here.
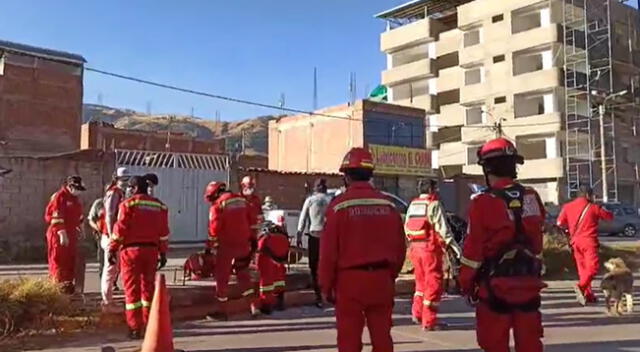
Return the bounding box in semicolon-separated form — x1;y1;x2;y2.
116;149;229;243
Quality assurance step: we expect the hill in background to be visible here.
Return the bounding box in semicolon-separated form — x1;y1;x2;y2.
82;104;280;155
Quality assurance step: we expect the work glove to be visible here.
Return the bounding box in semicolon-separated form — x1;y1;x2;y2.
57;230;69;247
296;231;303;247
158;253;167;270
107;251;118;266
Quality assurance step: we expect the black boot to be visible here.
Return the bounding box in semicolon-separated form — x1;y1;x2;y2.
128;329;142;340
275;293;285;311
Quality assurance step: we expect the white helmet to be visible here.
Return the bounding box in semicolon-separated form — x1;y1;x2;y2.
115;167;131;179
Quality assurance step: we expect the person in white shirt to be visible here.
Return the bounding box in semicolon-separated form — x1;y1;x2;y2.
297;178;331;308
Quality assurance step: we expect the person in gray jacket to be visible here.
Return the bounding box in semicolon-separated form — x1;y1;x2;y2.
297;178;332;308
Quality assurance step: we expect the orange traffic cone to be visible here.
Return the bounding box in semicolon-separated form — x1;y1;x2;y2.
141;274;174;352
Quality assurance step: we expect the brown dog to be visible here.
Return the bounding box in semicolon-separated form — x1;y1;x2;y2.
600;257;634;316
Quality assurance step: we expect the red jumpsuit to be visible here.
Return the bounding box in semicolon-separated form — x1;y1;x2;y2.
557;197;613;301
44;186;83;293
208;192;255;304
404;193;455;329
459;180;545;352
110;194;169;332
319;181;406;352
256;230;289;308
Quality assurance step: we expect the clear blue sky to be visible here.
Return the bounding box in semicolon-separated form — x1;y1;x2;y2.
0;0;409;121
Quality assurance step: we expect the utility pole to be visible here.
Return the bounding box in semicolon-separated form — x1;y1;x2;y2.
241;129;246;155
165;115;175;151
593;89;627;203
599;104;608;202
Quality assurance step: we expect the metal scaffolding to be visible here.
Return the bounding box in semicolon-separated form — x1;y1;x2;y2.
563;0;620;202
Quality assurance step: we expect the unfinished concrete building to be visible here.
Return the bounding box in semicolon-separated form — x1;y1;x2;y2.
377;0;640;205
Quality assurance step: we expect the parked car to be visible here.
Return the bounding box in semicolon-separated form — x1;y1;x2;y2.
599;203;640;237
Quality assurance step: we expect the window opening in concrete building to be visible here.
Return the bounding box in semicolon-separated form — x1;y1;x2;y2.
514;91;555;118
513;49;553;75
465;106;484;125
466;144;481;165
390;43;430;68
464;28;481;47
464;66;483;85
438;89;460;106
437;52;459;70
495;96;507;104
493;55;505;63
492;14;504;23
512;6;550;34
516;134;558;160
391;79;429;103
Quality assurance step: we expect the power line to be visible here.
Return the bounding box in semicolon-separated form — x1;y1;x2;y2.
85;66;565;130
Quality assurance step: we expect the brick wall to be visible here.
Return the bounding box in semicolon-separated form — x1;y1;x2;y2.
237;168;343;210
0;52;83;155
81;122;225;154
0;149;114;263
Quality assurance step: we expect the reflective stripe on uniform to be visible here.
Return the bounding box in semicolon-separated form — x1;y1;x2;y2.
333;198;395;212
423;300;439;307
127;200;167;210
414;292;424;297
221;197;246;209
242;288;255;297
274;280;286;288
260;285;275;293
141;300;151;308
217;296;229;302
460;256;482;269
126;301;143;310
51;219;65;225
404;229;426;236
159;236;169;241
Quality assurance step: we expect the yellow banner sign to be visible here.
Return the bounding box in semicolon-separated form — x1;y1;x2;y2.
369;144;432;176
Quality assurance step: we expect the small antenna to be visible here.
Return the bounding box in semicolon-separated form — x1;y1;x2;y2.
313;67;318;110
278;93;286;116
146;101;152;115
97;92;103;105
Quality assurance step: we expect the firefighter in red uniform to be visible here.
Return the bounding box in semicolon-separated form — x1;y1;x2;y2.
108;176;170;339
241;176;263;246
255;221;290;314
405;179;461;331
204;181;257;320
459;138;546;352
319;148;406;352
556;185;613;305
44;176;86;294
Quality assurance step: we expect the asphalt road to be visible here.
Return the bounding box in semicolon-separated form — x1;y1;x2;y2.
23;279;640;352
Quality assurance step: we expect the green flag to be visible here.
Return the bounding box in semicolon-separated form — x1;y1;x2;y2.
368;85;388;102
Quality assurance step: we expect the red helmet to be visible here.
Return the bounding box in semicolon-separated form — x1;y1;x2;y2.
204;181;226;201
241;176;255;189
477;138;524;165
339;147;375;172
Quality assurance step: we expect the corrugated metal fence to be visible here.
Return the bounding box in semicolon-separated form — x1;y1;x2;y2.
116;149;229;243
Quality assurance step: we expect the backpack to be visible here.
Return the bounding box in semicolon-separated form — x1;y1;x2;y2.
479;184;547;313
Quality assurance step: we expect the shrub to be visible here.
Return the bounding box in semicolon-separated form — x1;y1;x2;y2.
0;278;71;336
